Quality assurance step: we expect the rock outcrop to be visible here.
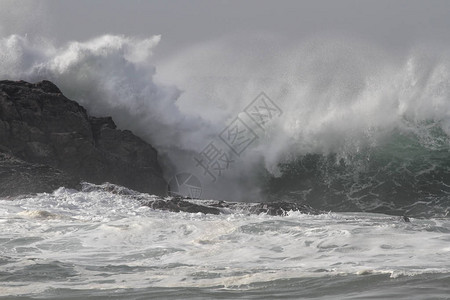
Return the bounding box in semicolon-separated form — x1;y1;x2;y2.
0;80;167;197
0;80;322;216
83;182;323;216
0;152;80;197
143;198;322;216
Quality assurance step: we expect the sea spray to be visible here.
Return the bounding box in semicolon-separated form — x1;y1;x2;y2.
1;34;450;208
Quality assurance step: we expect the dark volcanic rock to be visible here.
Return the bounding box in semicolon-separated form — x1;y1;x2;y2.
81;182;323;216
147;198;222;215
208;201;322;216
0;152;80;197
144;198;321;216
0;80;167;196
206;199;322;216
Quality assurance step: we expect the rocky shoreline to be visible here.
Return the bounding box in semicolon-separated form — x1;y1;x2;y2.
0;80;166;197
82;182;323;216
0;80;320;216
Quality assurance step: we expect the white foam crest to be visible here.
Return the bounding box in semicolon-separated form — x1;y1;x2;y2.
157;36;450;171
0;34;215;156
2;33;450;199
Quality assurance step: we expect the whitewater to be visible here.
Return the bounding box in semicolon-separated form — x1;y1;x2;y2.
1;24;450;300
1;184;449;299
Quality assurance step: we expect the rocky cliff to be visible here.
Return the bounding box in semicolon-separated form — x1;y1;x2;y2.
0;80;167;197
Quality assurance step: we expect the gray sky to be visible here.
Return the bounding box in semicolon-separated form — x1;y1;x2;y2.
2;0;450;58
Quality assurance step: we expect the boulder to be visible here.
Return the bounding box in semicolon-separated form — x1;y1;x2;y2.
0;80;167;196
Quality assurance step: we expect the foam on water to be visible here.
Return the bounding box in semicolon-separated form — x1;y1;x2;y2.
1;3;450;298
1;188;449;297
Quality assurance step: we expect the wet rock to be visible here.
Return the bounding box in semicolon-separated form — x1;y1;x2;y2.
0;80;167;196
146;198;221;215
141;197;321;216
0;152;80;197
80;183;323;216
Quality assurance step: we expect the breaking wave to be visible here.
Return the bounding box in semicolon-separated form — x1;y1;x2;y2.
1;31;450;217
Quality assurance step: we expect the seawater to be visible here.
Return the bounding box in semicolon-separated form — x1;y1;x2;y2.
1;187;449;299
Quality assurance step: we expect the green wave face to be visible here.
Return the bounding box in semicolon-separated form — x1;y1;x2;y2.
264;121;450;218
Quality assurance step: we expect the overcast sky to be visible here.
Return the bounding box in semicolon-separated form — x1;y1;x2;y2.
1;0;450;59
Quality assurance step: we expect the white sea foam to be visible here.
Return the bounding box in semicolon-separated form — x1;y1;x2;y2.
1;188;449;296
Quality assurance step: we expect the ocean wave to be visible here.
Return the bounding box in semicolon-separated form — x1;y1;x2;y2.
1;34;450;215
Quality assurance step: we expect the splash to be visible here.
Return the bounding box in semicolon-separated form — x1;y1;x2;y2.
1;31;450;203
